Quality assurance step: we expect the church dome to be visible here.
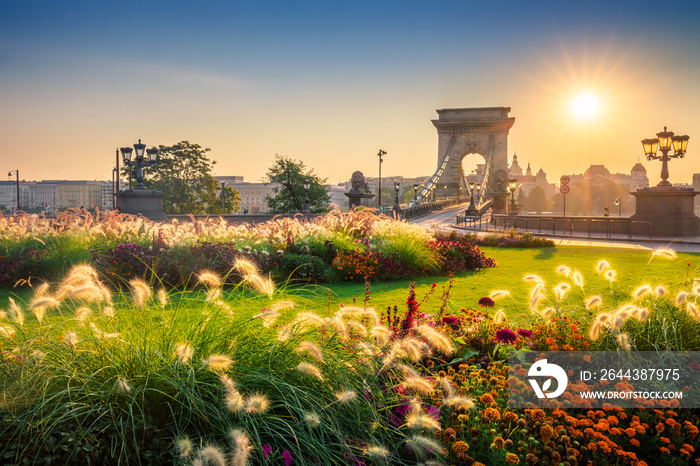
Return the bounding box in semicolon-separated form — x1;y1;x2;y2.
631;163;646;173
584;165;611;178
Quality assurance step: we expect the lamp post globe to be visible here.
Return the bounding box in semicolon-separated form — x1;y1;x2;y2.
641;126;689;187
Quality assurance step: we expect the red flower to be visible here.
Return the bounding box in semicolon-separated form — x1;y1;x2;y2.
494;328;518;345
478;296;495;307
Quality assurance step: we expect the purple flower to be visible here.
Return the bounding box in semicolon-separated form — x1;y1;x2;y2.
426;405;440;420
442;316;459;326
517;329;533;339
395;403;410;416
478;296;495;308
262;444;271;459
494;328;518;345
283;450;293;466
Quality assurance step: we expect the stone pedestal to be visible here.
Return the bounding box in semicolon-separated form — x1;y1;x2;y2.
491;192;509;214
630;187;699;236
345;192;376;209
116;189;167;221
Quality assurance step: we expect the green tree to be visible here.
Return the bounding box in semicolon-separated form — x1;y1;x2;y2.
125;141;240;214
264;154;330;213
523;185;550;214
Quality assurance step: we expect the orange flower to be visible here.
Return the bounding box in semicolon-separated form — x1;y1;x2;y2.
630;439;640;447
660;437;670;444
625;428;636;437
660;447;670;454
505;453;520;464
655;422;665;433
583;355;591;362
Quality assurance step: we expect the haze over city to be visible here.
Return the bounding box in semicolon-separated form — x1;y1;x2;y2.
3;0;700;186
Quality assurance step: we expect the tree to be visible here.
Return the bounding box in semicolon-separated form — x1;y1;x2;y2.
125;141;240;214
522;185;550;214
264;155;330;213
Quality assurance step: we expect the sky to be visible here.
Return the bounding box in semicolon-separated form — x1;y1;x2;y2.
3;0;700;186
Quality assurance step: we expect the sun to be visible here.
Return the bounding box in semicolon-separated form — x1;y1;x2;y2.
571;93;600;118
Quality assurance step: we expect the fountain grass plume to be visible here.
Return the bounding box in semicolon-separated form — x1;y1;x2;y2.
230;429;253;466
584;295;603;310
596;260;611;273
632;285;653;300
414;324;453;355
296;362;324;381
297;341;324;362
203;354;233;372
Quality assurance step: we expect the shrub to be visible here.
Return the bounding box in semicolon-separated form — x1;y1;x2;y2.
468;230;555;248
279;253;329;282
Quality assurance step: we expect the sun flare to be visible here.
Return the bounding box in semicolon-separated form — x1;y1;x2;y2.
571;93;600;118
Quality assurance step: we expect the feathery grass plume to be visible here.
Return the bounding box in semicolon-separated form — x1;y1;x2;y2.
303;411;321;428
297;341;324;363
203;354;233;373
371;325;391;345
604;269;617;283
346;319;368;337
404;402;441;430
364;445;389;462
65;332;78;347
220;374;236;393
68;285;107;303
438;377;455;399
277;324;294;342
361;307;380;327
611;311;630;331
493;309;507;325
635;307;650;321
327;314;349;340
335;390;357;403
596;260;611;273
176;437;194;458
29;296;60;311
588;322;601;341
200;445;226;466
584;295;603;310
632;284;653;300
649;247;677;263
115;377;132;394
675;291;689;306
294;312;326;328
175;342;194;363
253;309;280;327
270;300;295;312
0;310;6;320
404;376;435;395
244;393;270;414
198;270;222;288
556;265;571;276
693;282;700;296
296;362;324;381
129;278;152;308
102;306;115;318
529;283;545;310
206;288;222;303
596;312;611;324
8;297;24;326
225;389;244;412
234;258;259;276
230;429;253;466
0;324;15;338
55;285;74;301
655;285;667;297
157;288;168;306
524;274;544;283
687;302;700;320
405;435;443;458
414;324;454;355
488;290;510;300
76;306;92;323
400;338;431;361
443;395;475;409
32;282;50;297
616;333;632;351
247;273;275;297
554;283;570;301
571;270;584;290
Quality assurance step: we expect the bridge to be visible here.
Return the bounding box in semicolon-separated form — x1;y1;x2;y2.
407;107;515;215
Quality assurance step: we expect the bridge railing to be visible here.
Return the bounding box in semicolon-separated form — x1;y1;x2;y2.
489;214;654;239
400;195;469;220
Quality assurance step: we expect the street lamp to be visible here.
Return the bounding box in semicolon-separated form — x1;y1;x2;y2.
642;126;689;187
221;181;226;214
7;170;19;212
466;181;476;217
120;139;159;189
393;181;400;215
508;179;518;215
413;183;418;201
614;196;621;217
377;149;386;208
443;185;447;199
303;179;311;213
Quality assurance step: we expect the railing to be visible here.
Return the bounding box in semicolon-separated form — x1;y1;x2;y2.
401;195;469;220
489;215;654;239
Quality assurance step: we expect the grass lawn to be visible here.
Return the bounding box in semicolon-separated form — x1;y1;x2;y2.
3;245;699;326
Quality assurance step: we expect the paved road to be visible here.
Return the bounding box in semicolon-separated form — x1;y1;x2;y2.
407;203;700;253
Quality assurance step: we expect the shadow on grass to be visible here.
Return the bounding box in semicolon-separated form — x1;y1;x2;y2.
533;248;557;260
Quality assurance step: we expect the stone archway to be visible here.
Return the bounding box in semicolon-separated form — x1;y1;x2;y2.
432;107;515;213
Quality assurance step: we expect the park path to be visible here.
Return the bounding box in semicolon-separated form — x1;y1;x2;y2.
407;202;700;253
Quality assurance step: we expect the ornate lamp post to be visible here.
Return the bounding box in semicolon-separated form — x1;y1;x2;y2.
443;185;447;199
508;179;518;215
393;181;400;215
303;179;311;213
377;149;386;208
642;126;689;187
465;181;476;217
413;183;418;201
7;170;19;212
120;139;159;189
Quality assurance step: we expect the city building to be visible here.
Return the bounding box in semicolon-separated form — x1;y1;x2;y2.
0;181;30;211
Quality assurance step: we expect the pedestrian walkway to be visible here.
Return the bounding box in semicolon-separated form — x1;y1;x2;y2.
407;202;700;253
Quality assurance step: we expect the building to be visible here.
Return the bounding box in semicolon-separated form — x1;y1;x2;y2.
0;181;30;211
225;181;280;214
55;181;104;211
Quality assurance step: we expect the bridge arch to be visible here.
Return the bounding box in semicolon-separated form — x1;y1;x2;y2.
428;107;515;213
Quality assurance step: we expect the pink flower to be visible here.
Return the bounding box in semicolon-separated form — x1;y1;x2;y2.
442;316;459;326
262;444;271;459
478;296;495;308
517;329;533;339
283;450;293;466
494;328;517;345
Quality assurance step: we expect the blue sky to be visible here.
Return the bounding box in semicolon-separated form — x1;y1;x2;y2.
3;0;700;184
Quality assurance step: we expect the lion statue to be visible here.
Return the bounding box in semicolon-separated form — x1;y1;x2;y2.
349;171;370;194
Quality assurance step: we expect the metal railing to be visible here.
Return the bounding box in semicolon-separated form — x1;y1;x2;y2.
490;215;654;239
